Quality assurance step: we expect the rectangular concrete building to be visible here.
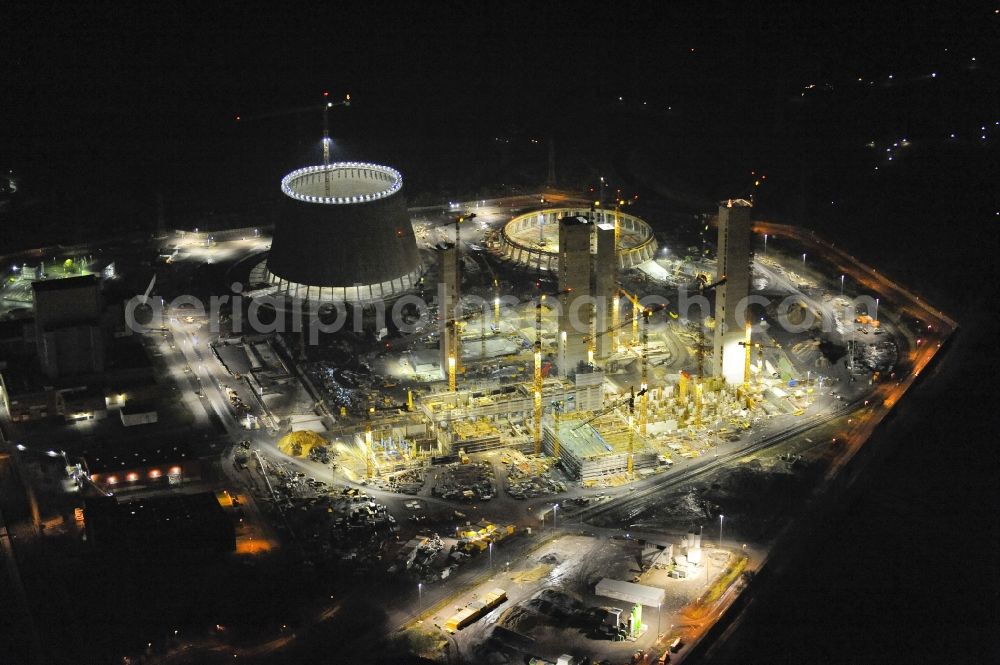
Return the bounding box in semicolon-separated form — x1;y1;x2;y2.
713;199;752;382
558;216;592;376
543;418;657;481
32;275;105;379
594;223;617;359
595;577;666;607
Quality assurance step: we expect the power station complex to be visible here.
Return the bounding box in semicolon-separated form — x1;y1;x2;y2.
239;152;816;485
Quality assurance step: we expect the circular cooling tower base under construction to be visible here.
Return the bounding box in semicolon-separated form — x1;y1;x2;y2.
262;161;422;306
499;207;657;272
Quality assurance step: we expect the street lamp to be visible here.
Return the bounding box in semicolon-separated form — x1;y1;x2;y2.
657;602;662;637
418;582;423;613
552;503;559;529
489;541;493;573
874;297;880;322
802;253;807;266
46;449;71;468
763;233;768;258
719;514;725;547
16;444;72;473
840;274;845;296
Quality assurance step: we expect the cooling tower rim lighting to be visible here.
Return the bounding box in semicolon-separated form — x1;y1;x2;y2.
281;162;403;205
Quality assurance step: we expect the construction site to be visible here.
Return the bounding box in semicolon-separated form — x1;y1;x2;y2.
272;195;846;495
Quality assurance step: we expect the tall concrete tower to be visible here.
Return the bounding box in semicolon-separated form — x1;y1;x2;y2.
557;216;593;376
593;222;617;359
713;199;753;384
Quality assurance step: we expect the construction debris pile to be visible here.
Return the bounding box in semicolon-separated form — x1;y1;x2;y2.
370;468;426;495
324;489;397;568
391;532;447;580
501;450;566;499
432;462;495;501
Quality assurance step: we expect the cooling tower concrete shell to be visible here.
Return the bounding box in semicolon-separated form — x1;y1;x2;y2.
263;162;421;304
499;207;657;272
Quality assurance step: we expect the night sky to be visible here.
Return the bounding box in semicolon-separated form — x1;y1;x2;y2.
2;2;998;663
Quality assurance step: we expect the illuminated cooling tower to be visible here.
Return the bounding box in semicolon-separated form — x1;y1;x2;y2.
262;162;421;304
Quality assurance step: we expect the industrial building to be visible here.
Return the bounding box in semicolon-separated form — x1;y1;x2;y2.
542;417;657;481
594;577;666;609
85;442;201;492
259;162;422;305
713;199;753;385
32;275;105;378
0;333;154;424
421;373;603;422
83;491;235;554
557;216;594;376
593;222;617;359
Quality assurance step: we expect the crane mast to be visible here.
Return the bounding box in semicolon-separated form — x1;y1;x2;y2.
627;386;638;477
692;275;727;426
534;294;545;454
639;308;650;436
533;287;572;454
445;213;470;392
322;103;331;196
364;427;374;478
320;92;350;197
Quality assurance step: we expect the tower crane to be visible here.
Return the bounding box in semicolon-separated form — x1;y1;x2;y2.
534;294;545;454
533;285;572;454
591;283;640;353
361;400;410;477
583;303;665;346
480;300;488;361
321;92;351;196
545;397;572;461
573;386;647;429
691;275;728;377
583;303;662;436
738;324;781;387
446;308;478;392
364;427;374;478
618;288;643;347
444;213;476;391
690;275;727;425
639;308;650;436
614;199;622;249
